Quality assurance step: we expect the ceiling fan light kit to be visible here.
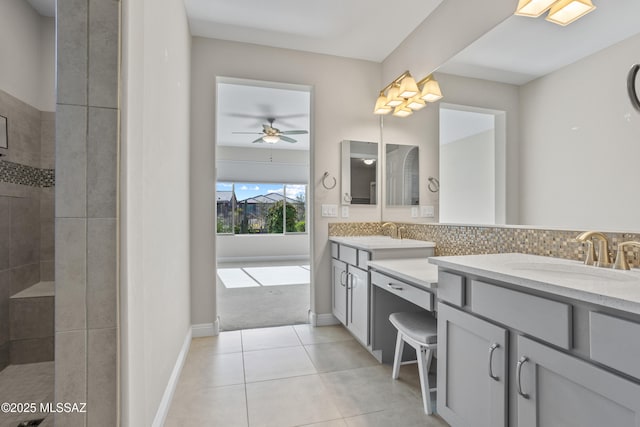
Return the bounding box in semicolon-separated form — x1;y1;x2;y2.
232;117;309;145
374;71;443;117
515;0;595;25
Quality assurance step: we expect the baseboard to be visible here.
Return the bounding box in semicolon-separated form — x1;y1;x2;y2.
310;311;340;326
217;255;310;264
191;321;218;338
151;327;192;427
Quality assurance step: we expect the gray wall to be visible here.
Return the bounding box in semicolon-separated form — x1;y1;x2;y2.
0;89;53;369
55;0;119;425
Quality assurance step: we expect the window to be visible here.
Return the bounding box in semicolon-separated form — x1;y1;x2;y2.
216;182;307;235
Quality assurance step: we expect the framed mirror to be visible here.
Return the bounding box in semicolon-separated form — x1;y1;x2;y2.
341;140;378;205
385;143;419;206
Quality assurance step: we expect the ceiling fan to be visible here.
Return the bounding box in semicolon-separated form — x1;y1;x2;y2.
232;118;308;144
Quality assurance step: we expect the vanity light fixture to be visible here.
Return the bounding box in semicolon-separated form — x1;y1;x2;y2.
373;71;444;117
514;0;595;25
262;135;280;143
545;0;595;25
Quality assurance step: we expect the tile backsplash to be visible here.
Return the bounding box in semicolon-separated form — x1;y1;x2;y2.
328;222;640;267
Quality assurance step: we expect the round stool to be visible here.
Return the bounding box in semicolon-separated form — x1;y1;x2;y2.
389;311;438;414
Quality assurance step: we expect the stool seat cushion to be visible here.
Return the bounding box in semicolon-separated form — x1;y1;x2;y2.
389;311;438;344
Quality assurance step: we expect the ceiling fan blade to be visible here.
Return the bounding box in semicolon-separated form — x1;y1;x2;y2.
232;132;264;135
251;137;264;143
280;135;297;143
281;130;308;135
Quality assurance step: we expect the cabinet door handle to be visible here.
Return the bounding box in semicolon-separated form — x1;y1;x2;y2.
340;271;347;287
488;343;500;381
386;283;404;291
517;356;530;399
349;273;354;323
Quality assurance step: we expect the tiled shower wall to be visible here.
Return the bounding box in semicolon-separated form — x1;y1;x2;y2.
0;89;55;371
328;222;640;266
55;0;119;425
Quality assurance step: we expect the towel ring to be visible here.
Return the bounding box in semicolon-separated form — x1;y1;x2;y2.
428;177;439;193
628;64;640;112
322;172;337;190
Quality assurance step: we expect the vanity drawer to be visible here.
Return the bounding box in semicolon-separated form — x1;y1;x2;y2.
590;312;640;379
371;270;433;311
331;242;339;259
338;245;358;265
358;250;370;269
437;271;465;307
471;280;572;349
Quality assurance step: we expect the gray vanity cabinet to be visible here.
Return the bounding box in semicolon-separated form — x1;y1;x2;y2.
437;303;508;427
331;258;348;325
517;335;640;427
347;266;369;345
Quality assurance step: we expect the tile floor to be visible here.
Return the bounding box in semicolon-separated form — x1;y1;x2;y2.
165;325;449;427
0;362;54;427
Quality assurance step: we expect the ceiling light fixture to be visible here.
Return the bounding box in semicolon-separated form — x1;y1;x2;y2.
373;71;443;117
363;159;376;165
262;135;280;143
514;0;595;25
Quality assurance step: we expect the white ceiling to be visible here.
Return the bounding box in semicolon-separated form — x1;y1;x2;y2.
184;0;443;62
26;0;55;17
216;80;311;151
439;0;640;85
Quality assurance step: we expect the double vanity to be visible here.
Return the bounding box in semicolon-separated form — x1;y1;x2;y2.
329;235;640;426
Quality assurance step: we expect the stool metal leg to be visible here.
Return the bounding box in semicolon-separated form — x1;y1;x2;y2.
417;346;433;414
392;331;404;379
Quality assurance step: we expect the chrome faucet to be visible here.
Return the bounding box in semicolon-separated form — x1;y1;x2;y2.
613;241;640;270
382;222;398;239
575;231;612;268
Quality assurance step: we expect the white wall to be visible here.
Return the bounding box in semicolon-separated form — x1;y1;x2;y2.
440;130;495;224
0;0;55;111
191;38;381;325
519;33;640;231
120;0;192;424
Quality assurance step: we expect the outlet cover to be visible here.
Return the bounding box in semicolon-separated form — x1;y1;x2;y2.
411;207;419;218
341;206;349;218
421;205;435;218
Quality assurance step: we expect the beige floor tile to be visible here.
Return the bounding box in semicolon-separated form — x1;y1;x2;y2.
189;331;243;355
320;365;424;418
344;404;448;427
294;324;354;345
241;325;301;351
304;340;379;373
177;351;244;390
246;375;342;427
165;384;248;427
244;346;317;383
300;419;349;427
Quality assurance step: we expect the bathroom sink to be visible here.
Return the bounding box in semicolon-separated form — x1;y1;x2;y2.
505;261;636;283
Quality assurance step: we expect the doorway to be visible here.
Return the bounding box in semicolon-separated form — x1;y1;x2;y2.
215;78;312;331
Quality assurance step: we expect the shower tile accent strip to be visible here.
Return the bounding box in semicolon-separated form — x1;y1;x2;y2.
328;222;640;267
0;160;55;188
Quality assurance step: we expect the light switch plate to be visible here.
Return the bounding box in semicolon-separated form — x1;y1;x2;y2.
341;206;349;218
411;207;419;218
421;205;435;218
321;204;338;217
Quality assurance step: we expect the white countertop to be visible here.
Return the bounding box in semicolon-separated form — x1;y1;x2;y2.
429;253;640;315
368;258;438;290
330;236;435;251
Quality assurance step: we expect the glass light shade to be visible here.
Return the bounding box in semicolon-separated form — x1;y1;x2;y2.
398;75;419;98
546;0;595;25
385;86;403;107
362;159;375;165
420;78;443;102
262;135;280;143
392;105;413;118
406;97;426;110
514;0;557;17
373;94;392;114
